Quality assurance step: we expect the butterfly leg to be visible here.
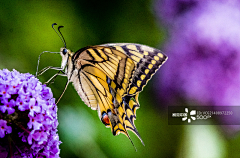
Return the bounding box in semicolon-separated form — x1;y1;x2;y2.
37;66;64;76
56;79;70;104
45;71;67;86
36;51;60;76
37;66;69;104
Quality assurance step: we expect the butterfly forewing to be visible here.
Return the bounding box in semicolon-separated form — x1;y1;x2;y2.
101;43;168;95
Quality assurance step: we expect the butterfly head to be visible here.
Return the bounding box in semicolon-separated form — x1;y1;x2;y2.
60;47;73;69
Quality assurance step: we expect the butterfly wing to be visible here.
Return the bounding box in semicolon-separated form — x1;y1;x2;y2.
70;43;167;145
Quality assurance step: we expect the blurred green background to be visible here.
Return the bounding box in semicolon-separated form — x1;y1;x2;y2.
0;0;238;158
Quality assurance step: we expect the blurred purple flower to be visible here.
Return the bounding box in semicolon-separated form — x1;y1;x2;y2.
157;1;240;106
0;69;61;157
155;0;200;24
155;0;240;25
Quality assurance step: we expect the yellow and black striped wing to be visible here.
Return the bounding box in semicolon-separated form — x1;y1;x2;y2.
71;43;167;146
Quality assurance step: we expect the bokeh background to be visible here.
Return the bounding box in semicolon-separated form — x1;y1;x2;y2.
0;0;240;157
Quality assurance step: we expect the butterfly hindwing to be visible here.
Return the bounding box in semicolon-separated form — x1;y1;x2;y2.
122;94;144;144
100;43;167;144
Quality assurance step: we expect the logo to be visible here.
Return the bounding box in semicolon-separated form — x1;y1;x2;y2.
182;108;196;123
172;108;196;123
169;106;236;125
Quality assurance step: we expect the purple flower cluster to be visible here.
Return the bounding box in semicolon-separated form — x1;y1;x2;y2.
0;69;61;157
155;1;240;133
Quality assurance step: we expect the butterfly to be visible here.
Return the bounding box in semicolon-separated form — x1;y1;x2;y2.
36;23;168;149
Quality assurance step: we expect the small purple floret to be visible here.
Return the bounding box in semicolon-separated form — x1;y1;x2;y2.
0;120;12;138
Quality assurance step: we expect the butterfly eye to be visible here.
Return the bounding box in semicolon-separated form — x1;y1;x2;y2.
62;48;68;55
101;112;110;125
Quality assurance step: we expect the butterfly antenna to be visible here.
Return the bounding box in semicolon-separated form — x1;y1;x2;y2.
52;23;67;48
58;26;67;48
